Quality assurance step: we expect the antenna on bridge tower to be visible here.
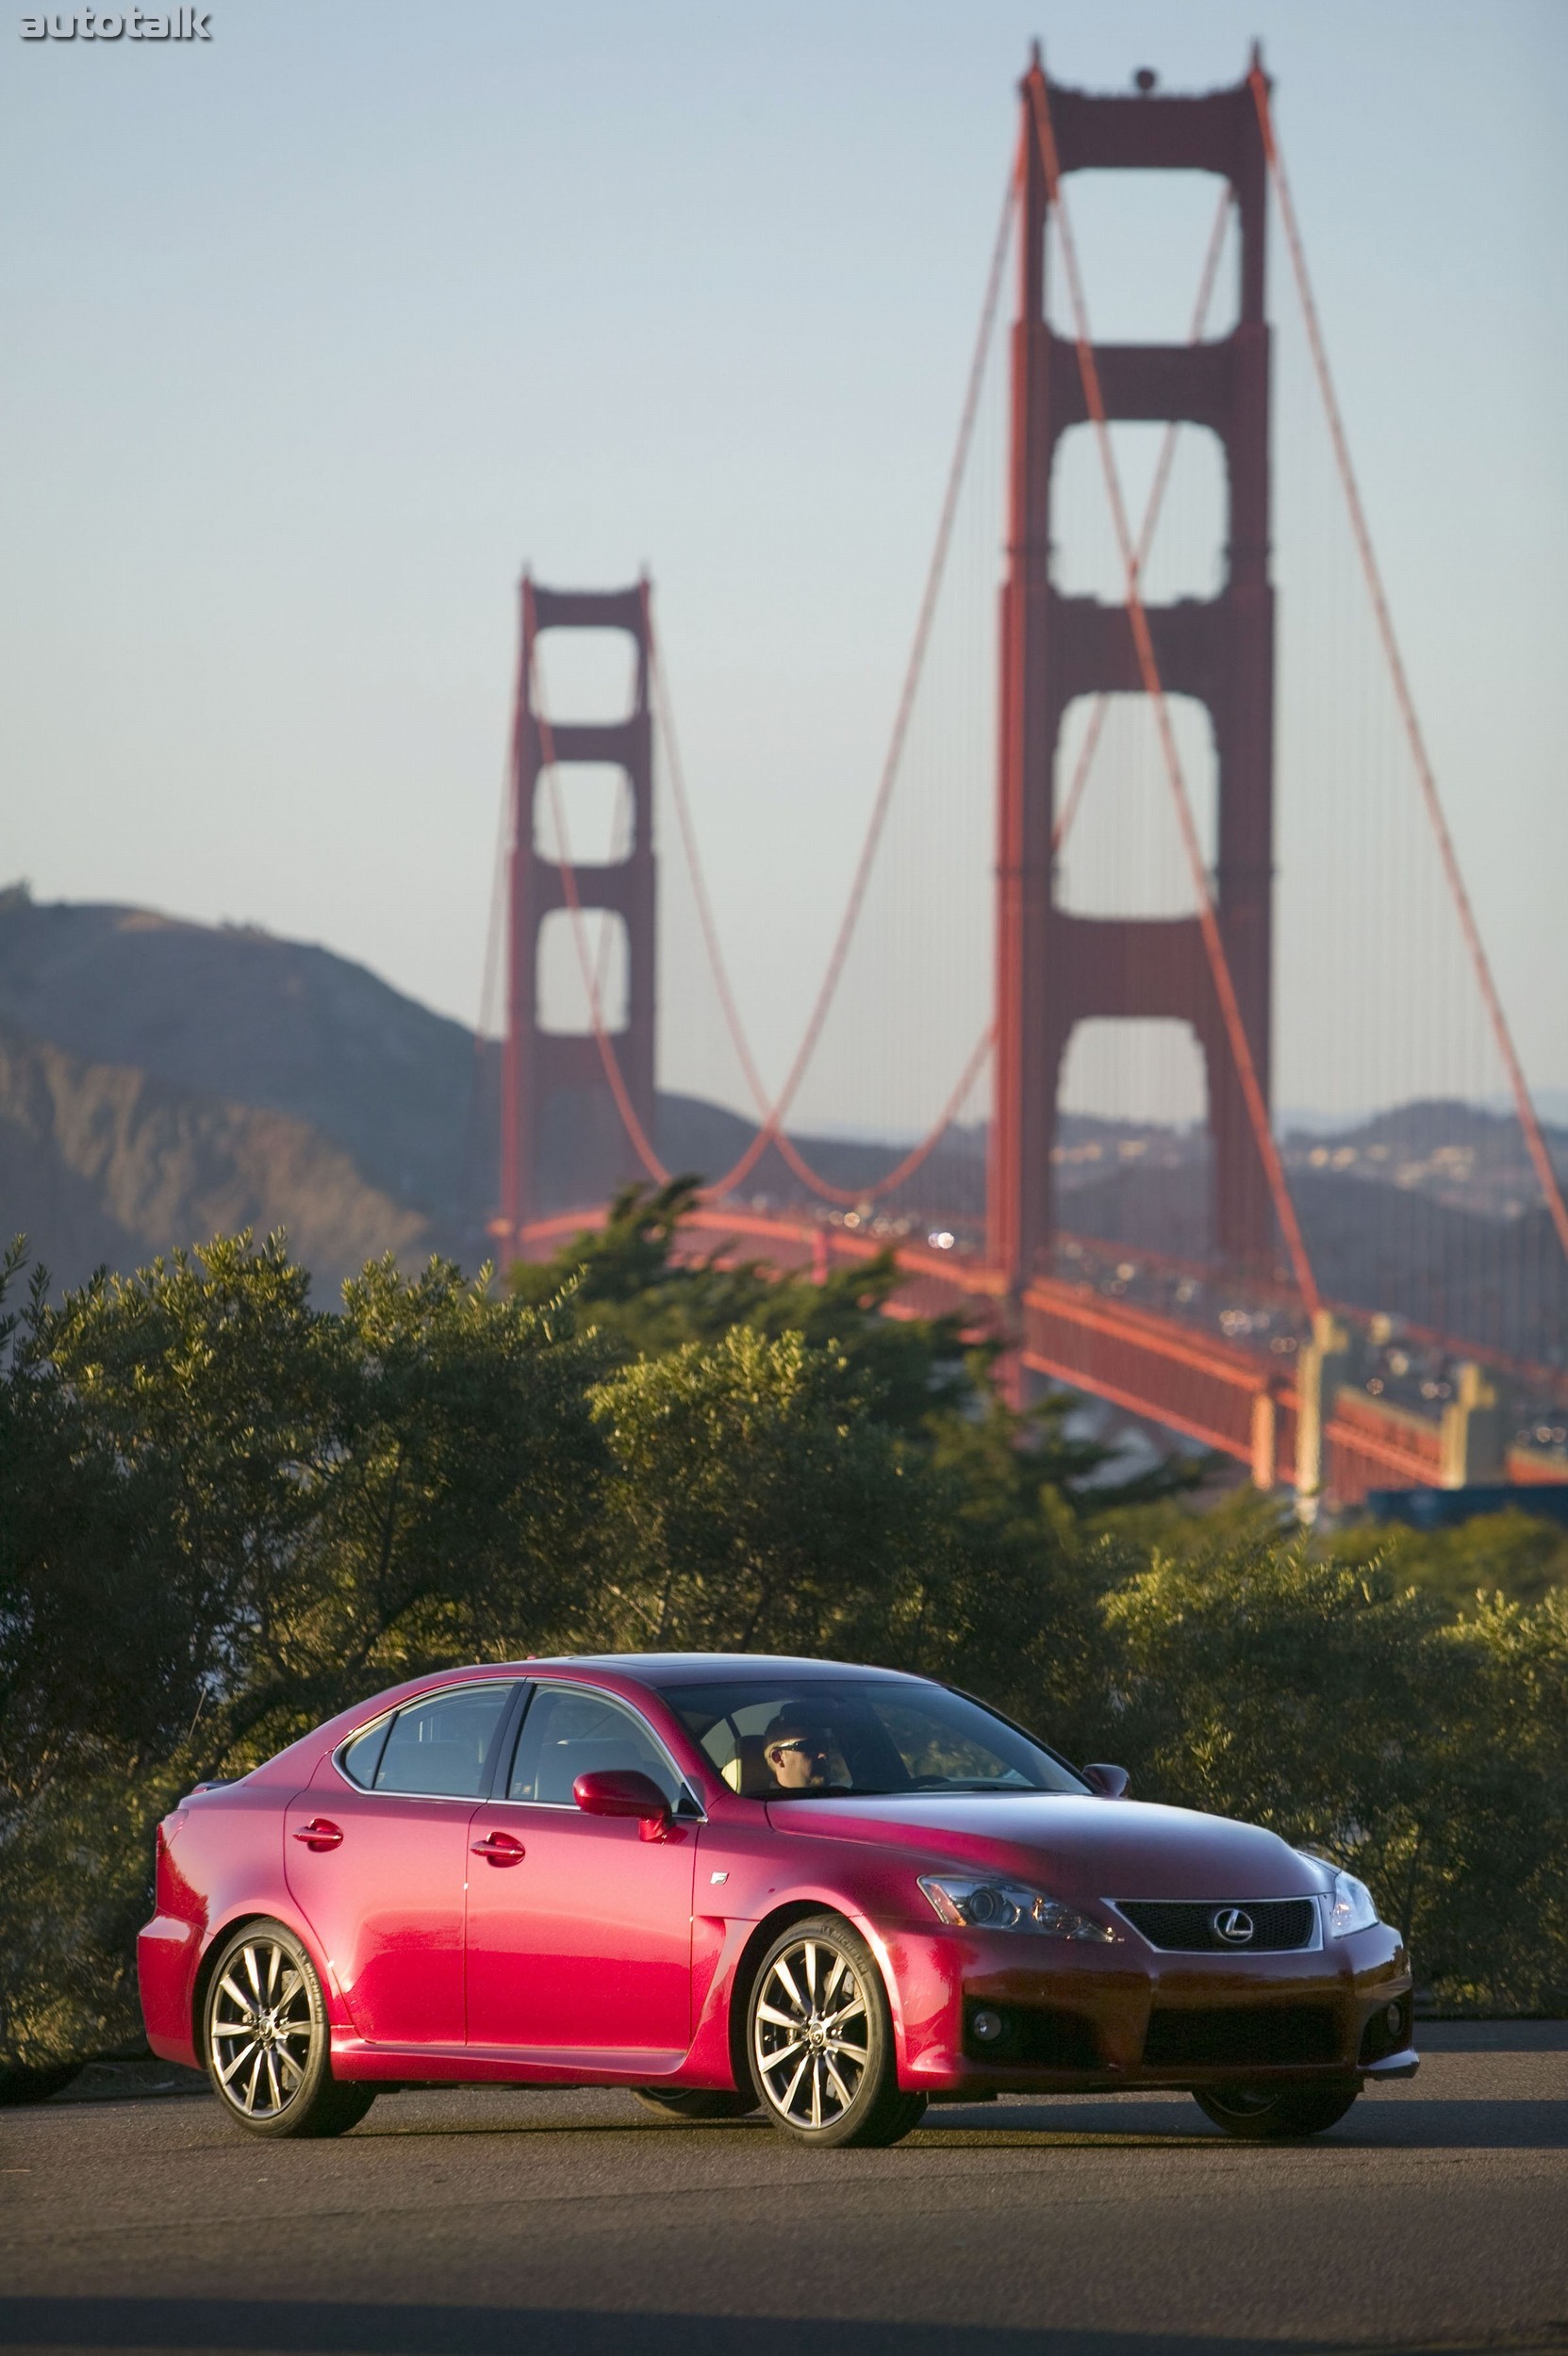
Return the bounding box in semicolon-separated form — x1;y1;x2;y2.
989;49;1277;1290
498;574;657;1250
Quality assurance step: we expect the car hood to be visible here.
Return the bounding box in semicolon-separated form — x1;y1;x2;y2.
765;1792;1324;1902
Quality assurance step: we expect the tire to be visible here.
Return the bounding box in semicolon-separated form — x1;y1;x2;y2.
1194;2078;1361;2141
203;1920;376;2140
632;2086;758;2122
746;1914;927;2150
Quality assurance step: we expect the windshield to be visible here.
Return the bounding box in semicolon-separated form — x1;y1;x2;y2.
652;1677;1088;1801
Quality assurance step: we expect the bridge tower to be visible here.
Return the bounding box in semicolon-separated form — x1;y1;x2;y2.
499;576;656;1244
990;55;1276;1287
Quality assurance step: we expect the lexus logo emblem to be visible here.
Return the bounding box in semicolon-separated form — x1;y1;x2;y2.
1213;1907;1255;1945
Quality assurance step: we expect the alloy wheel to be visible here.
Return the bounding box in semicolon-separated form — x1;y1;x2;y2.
207;1936;318;2121
751;1936;872;2133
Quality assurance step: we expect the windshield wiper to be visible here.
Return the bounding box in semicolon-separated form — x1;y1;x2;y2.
772;1780;1054;1800
885;1775;1041;1793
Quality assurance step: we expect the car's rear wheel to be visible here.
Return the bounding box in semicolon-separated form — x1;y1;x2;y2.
747;1915;926;2150
204;1921;375;2140
1194;2078;1361;2140
632;2086;758;2121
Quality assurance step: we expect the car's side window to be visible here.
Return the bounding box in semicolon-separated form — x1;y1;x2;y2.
370;1683;516;1798
507;1686;683;1809
339;1714;393;1789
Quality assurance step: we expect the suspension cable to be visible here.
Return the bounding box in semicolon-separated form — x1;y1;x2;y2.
562;164;1014;1211
768;1023;995;1209
652;622;995;1204
1052;184;1234;860
1028;72;1322;1319
632;164;1017;1205
1248;66;1568;1271
536;650;996;1211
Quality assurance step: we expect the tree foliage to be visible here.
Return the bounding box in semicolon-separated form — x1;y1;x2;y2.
1099;1543;1563;2001
3;1198;1565;2075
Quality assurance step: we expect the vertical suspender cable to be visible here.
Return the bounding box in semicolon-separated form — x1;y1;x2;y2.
1248;66;1568;1271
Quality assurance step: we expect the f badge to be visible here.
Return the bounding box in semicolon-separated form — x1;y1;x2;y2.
1213;1906;1255;1945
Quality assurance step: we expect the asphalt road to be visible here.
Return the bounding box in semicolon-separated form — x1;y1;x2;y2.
2;2024;1564;2356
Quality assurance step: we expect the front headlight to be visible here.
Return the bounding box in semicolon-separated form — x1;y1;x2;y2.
918;1874;1114;1941
1326;1869;1379;1937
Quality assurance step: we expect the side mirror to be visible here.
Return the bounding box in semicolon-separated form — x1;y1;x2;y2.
573;1769;673;1841
1082;1762;1130;1799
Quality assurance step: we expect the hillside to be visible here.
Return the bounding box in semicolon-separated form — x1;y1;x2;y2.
0;888;1560;1365
0;890;479;1220
0;1015;430;1299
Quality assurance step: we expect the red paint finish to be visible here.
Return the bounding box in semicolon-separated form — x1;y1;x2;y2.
499;577;656;1244
466;1803;696;2058
990;60;1278;1281
283;1785;474;2048
139;1654;1416;2107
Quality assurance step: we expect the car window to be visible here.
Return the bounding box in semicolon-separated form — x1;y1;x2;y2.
653;1678;1087;1799
339;1715;392;1789
371;1683;515;1798
507;1685;683;1808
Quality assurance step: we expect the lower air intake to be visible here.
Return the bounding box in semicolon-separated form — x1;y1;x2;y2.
1143;2004;1340;2070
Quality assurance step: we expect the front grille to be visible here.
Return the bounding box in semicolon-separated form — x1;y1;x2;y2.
1143;2003;1339;2069
1115;1898;1316;1952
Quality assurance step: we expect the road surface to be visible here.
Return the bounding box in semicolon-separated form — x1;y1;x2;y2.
2;2023;1563;2355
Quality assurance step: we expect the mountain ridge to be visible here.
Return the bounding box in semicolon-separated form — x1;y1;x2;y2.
1;889;1561;1365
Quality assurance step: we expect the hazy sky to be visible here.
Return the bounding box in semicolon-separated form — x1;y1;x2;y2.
2;0;1563;1137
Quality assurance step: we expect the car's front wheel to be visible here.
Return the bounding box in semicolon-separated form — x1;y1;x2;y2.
204;1921;375;2140
1194;2078;1361;2140
747;1915;926;2150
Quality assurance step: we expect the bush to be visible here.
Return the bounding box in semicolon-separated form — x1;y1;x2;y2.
1098;1540;1568;2012
3;1208;1564;2068
0;1234;603;2069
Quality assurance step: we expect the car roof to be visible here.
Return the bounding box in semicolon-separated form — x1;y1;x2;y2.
225;1655;931;1794
523;1654;920;1683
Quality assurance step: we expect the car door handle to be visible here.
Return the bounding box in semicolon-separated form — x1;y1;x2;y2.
292;1819;343;1851
470;1832;526;1865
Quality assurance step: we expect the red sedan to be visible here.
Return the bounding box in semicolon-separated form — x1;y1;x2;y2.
139;1654;1417;2149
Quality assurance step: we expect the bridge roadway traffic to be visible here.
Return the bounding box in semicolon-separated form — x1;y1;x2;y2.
519;1206;1500;1502
2;2024;1563;2356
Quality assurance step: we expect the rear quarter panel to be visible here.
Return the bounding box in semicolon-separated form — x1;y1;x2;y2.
138;1770;322;2068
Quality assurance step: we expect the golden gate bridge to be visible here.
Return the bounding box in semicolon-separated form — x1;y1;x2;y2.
480;49;1568;1517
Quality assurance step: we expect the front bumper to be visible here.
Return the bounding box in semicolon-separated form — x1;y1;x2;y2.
884;1917;1414;2094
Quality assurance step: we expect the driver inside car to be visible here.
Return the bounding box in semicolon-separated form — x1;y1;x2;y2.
762;1714;836;1792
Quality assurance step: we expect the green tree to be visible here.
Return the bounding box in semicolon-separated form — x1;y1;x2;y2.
512;1178;975;1439
514;1178;1201;1503
586;1324;930;1656
0;1232;606;2074
1098;1538;1568;2009
1332;1508;1568;1615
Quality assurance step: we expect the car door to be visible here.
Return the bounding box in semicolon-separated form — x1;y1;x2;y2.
284;1679;518;2049
466;1683;698;2060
